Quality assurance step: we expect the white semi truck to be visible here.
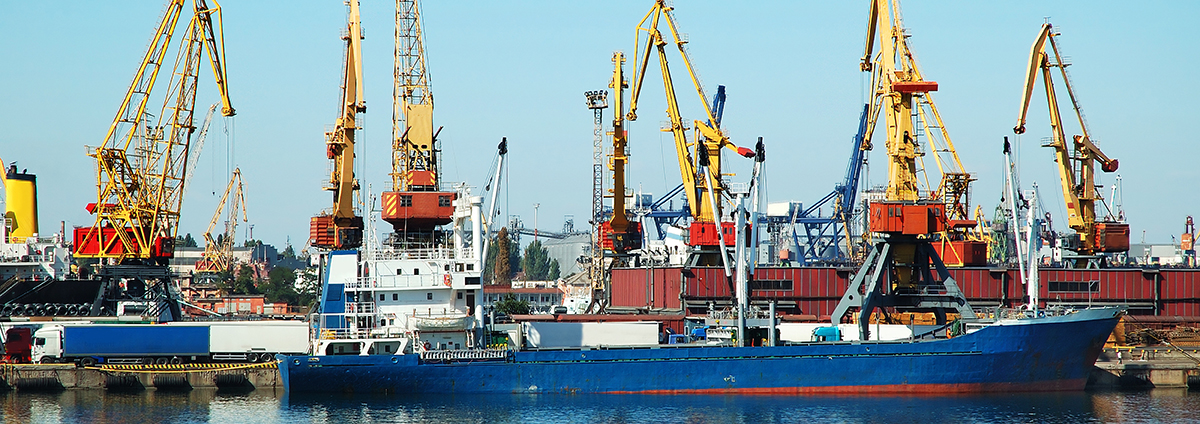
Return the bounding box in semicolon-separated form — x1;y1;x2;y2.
32;321;309;366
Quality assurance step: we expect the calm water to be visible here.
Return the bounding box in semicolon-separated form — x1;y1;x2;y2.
1;388;1197;423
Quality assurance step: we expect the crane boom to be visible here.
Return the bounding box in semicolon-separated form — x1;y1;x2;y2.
195;168;246;273
310;0;366;250
1013;23;1125;264
624;0;753;253
74;0;235;264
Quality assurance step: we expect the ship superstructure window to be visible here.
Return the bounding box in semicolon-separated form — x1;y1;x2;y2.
396;269;403;275
393;294;398;301
1048;281;1100;293
457;292;463;299
414;269;420;275
379;294;385;301
750;280;794;291
427;293;433;300
400;195;413;207
439;195;451;207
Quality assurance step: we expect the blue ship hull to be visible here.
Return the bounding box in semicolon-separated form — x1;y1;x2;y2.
278;307;1120;394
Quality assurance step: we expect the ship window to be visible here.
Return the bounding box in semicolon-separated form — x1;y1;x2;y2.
457;292;463;299
396;269;403;275
439;196;451;207
393;294;398;301
414;269;420;275
445;264;451;271
750;280;794;291
400;195;413;207
385;344;392;353
1048;281;1100;292
456;263;464;272
379;294;385;301
467;264;474;271
427;293;433;300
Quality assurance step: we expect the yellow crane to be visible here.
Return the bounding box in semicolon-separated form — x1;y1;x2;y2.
195;168;246;274
625;0;754;265
73;0;234;265
310;0;366;250
379;0;458;245
1014;23;1127;267
859;0;984;266
832;0;977;340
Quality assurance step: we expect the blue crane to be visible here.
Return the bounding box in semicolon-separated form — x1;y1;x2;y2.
785;104;870;265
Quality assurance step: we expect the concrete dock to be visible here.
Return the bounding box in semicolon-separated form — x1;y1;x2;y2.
1090;347;1200;389
0;362;280;391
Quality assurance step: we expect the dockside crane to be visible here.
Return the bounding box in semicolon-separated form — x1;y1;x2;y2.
1014;22;1127;268
72;0;235;319
832;0;977;340
195;168;246;277
310;0;367;250
625;0;756;269
377;0;460;248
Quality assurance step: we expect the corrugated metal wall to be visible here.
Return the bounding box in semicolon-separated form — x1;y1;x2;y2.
610;266;1200;318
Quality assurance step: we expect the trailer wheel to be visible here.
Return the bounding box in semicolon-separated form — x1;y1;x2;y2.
262;353;276;362
80;357;97;367
169;356;183;365
155;357;169;365
142;357;153;365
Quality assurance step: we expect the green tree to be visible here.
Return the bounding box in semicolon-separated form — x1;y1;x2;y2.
282;244;296;260
295;266;320;308
548;258;561;280
176;233;198;247
493;293;530;315
221;264;260;295
260;266;300;305
521;240;556;280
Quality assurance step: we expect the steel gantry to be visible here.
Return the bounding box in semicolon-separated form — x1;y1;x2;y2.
74;0;235;265
1013;22;1127;267
625;0;755;268
310;0;367;250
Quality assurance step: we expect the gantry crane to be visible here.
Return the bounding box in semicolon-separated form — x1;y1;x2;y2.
71;0;234;320
1014;22;1127;268
310;0;366;250
195;168;246;275
832;0;976;340
625;0;755;268
379;0;459;247
73;0;234;265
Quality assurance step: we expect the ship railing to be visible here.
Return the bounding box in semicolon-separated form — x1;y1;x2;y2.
977;306;1078;321
317;327;375;340
367;246;457;261
344;302;376;314
418;348;508;362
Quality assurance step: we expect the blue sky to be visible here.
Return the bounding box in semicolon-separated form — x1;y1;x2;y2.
1;1;1194;249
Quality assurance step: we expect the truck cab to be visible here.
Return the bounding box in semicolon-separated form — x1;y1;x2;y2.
31;325;63;363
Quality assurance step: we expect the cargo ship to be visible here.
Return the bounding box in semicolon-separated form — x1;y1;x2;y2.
278;240;1122;394
277;163;1124;394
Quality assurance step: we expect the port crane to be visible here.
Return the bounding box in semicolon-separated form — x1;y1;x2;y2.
310;0;366;250
625;0;755;269
832;0;977;340
74;0;234;264
71;0;235;319
194;168;246;276
376;0;462;249
1014;22;1127;268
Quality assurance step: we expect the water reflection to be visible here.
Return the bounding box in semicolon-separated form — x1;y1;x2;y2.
0;388;1193;424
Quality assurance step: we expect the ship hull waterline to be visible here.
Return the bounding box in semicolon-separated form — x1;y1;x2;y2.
278;307;1120;394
